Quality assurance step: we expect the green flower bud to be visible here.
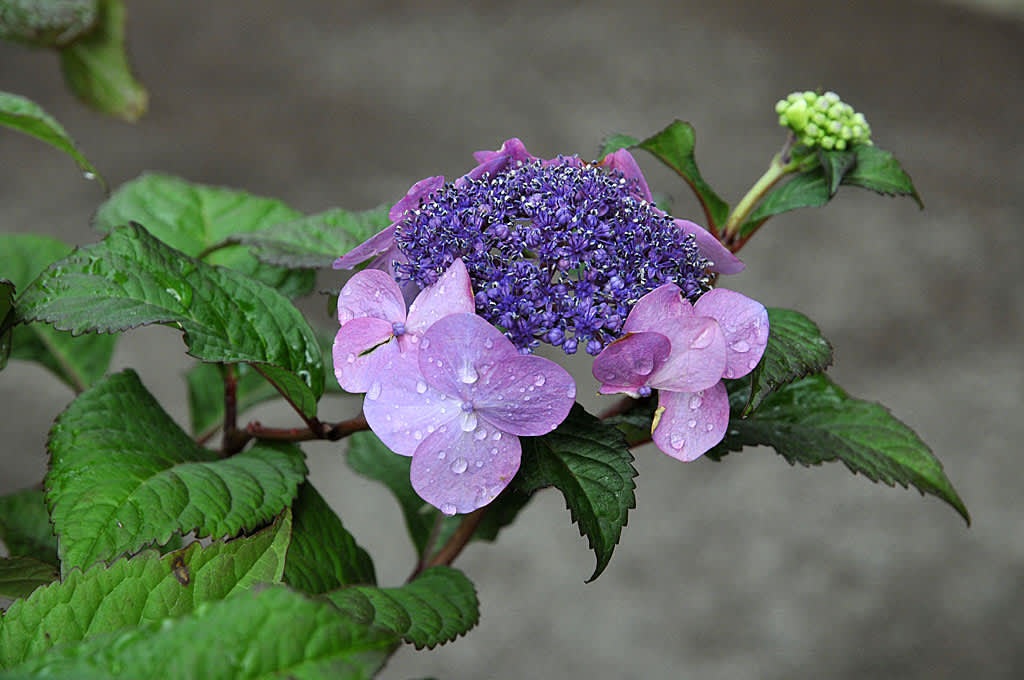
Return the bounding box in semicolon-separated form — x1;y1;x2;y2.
776;89;873;149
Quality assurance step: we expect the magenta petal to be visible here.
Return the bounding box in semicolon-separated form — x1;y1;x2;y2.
465;138;537;182
389;176;445;221
410;420;522;515
648;316;727;392
592;332;671;394
651;382;729;461
406;259;476;335
334;224;398;270
362;351;459;456
599;148;653;202
333;317;397;393
693;288;769;379
471;354;576;436
336;268;406;325
622;283;692;334
673;219;744;275
417;314;518;400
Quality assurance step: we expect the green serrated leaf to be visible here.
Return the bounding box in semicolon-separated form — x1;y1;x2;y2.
634;120;730;228
0;0;98;47
1;585;398;679
327;566;479;650
46;369;307;572
0;90;102;182
93;173;314;298
16;223;324;414
0;279;13;371
185;361;281;439
597;133;641;158
285;482;376;593
739;168;830;238
515;404;637;581
841;144;923;208
0;557;58;600
818;148;858;196
1;234;118;391
0;490;57;565
58;0;146;122
744;307;833;416
0;513;292;668
709;374;969;523
232;205;392;269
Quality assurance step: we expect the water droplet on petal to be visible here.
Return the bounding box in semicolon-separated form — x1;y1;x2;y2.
724;368;735;378
440;503;457;515
491;431;502;441
669;432;687;450
534;374;546;386
732;340;750;353
484;338;494;349
461;412;478;431
366;381;382;400
438;451;447;460
413;430;423;440
420;337;430;349
690;327;715;349
489;447;498;456
687;419;697;429
748;358;759;370
450;457;468;474
460;363;479;384
475;460;484;468
416;380;428;394
634;355;655;375
474;428;488;441
688;394;702;410
705;423;715;432
346;353;356;364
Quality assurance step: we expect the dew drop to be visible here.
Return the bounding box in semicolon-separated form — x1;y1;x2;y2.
346;353;356;364
461;412;478;431
416;380;428;394
420;337;430;349
688;394;703;410
450;457;468;474
83;171;96;181
634;356;655;376
440;503;457;515
687;419;697;429
491;431;502;441
474;428;488;441
438;451;447;460
705;423;714;432
731;340;750;353
748;358;759;370
484;338;494;349
724;368;735;378
533;374;546;386
475;460;485;468
690;327;715;349
413;430;423;440
669;432;686;450
523;395;531;402
427;424;436;433
459;363;479;384
489;448;499;456
366;381;382;400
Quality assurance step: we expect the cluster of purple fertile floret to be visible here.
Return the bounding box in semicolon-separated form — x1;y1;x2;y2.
392;159;712;355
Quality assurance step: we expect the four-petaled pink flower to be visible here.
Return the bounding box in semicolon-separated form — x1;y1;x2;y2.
592;284;768;461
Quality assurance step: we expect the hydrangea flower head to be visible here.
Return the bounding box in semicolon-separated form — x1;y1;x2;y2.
593;284;768;461
335;139;744;357
775;91;872;150
363;313;576;514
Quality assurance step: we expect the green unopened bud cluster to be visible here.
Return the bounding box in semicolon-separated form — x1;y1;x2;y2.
775;91;872;151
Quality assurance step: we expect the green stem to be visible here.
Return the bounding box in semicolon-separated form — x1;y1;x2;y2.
722;154;797;247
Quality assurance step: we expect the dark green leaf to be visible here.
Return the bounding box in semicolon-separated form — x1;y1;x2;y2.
0;90;102;182
744;308;833;415
818;148;858;196
326;566;479;649
739;168;830;238
46;369;307;572
58;0;146;122
841;144;923;208
0;513;292;668
185;362;280;439
597;133;641;157
93;173;314;298
232;205;391;269
285;482;376;593
0;490;57;565
515;404;637;581
709;375;969;523
0;557;58;600
1;234;118;391
633;120;730;228
16;223;324;414
0;0;98;46
0;585;397;679
603;394;657;446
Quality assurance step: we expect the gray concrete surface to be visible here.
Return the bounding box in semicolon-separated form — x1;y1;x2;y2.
1;1;1022;677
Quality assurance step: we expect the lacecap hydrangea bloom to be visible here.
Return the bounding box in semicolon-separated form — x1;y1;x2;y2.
592;284;768;460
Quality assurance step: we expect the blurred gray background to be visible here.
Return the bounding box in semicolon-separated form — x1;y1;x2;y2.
2;1;1023;678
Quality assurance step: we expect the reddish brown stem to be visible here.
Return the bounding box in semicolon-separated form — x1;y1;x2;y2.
409;507;488;581
219;365;239;457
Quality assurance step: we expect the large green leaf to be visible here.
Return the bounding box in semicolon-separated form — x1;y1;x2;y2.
840;144;923;208
0;557;58;601
0;490;57;565
0;233;116;391
601;121;730;228
0;513;291;668
516;404;637;581
739;168;830;238
0;90;102;182
232;205;391;269
46;369;307;572
818;148;858;196
708;375;969;523
326;566;479;650
16;223;324;415
284;482;376;594
0;0;98;46
93;173;314;297
0;585;398;680
58;0;146;122
744;307;833;415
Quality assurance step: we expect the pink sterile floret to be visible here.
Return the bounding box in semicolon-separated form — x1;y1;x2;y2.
332;258;474;393
363;313;577;515
592;283;768;462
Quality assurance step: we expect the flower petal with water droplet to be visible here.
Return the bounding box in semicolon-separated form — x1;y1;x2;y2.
651;383;729;461
693;288;769;380
332;316;398;393
592;331;671;395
